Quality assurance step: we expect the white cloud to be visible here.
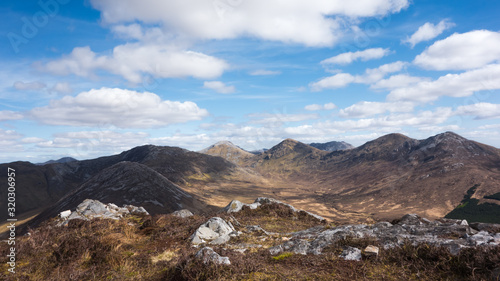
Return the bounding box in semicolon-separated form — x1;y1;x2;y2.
50;82;73;94
371;74;428;90
203;81;236;94
90;0;409;47
414;30;500;70
403;19;455;48
321;48;390;65
43;45;229;83
455;103;500;119
339;101;415;118
388;64;500;102
0;111;24;121
13;81;46;91
310;73;355;91
305;103;337;111
249;69;282;76
30;87;209;128
310;61;407;91
21;137;46;144
248;113;319;124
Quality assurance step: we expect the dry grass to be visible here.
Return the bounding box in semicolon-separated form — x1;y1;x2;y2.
1;209;499;281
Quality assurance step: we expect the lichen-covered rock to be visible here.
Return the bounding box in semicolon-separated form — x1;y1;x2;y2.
221;197;326;222
57;199;149;226
190;217;236;245
195;247;230;265
339;247;362;261
269;214;500;256
172;209;194;218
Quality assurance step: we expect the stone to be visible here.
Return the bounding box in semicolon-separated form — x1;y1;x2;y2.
222;200;245;213
398;214;422;226
57;199;149;226
339;247;362;261
172;209;194;218
59;210;71;219
195;247;231;265
191;217;236;245
364;245;379;257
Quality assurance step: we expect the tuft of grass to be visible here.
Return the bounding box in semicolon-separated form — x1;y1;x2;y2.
272;252;293;261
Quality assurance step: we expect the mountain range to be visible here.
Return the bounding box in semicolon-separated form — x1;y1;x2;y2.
2;131;500;228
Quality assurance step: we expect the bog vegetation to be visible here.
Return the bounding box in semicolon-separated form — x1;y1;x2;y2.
1;203;499;280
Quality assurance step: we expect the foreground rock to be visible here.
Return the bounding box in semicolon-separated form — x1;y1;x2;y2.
269;214;500;257
195;247;231;265
57;199;149;226
190;217;238;245
221;197;326;222
172;209;194;218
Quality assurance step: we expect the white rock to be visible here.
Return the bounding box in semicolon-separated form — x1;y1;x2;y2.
191;217;235;245
59;210;71;219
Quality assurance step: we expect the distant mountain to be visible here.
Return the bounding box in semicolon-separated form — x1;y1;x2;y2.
4;131;500;227
309;141;354;152
30;161;211;227
0;145;235;222
199;141;255;165
38;157;78;165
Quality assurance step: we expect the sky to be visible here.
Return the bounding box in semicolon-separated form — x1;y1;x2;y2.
1;0;500;163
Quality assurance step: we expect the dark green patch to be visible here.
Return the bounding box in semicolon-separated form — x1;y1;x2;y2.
484;192;500;201
445;184;500;223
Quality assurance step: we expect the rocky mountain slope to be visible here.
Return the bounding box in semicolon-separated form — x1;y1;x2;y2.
199;141;255;165
2;131;500;227
0;145;237;222
309;140;354;151
30;161;213;228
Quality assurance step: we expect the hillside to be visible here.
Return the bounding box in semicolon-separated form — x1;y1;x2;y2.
309;140;354;151
0;145;237;222
2;131;500;228
199;141;255;165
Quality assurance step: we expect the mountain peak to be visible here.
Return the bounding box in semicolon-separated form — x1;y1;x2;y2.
199;140;254;164
265;138;321;160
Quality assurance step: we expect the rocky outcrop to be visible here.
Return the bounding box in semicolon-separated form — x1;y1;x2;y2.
190;217;239;245
195;247;231;265
57;199;149;226
269;214;500;257
221;197;326;222
172;209;194;218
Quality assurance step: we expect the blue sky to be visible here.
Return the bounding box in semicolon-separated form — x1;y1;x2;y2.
1;0;500;163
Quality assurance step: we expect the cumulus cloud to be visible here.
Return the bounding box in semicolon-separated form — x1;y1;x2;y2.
414;30;500;70
339;101;415;118
321;48;390;65
388;64;500;102
310;73;355;91
403;19;455;48
455;103;500;119
371;74;428;90
30;87;209;128
203;81;236;94
249;69;282;76
90;0;409;47
13;81;46;91
43;45;229;83
305;103;337;111
51;82;73;94
0;111;24;121
310;61;407;91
